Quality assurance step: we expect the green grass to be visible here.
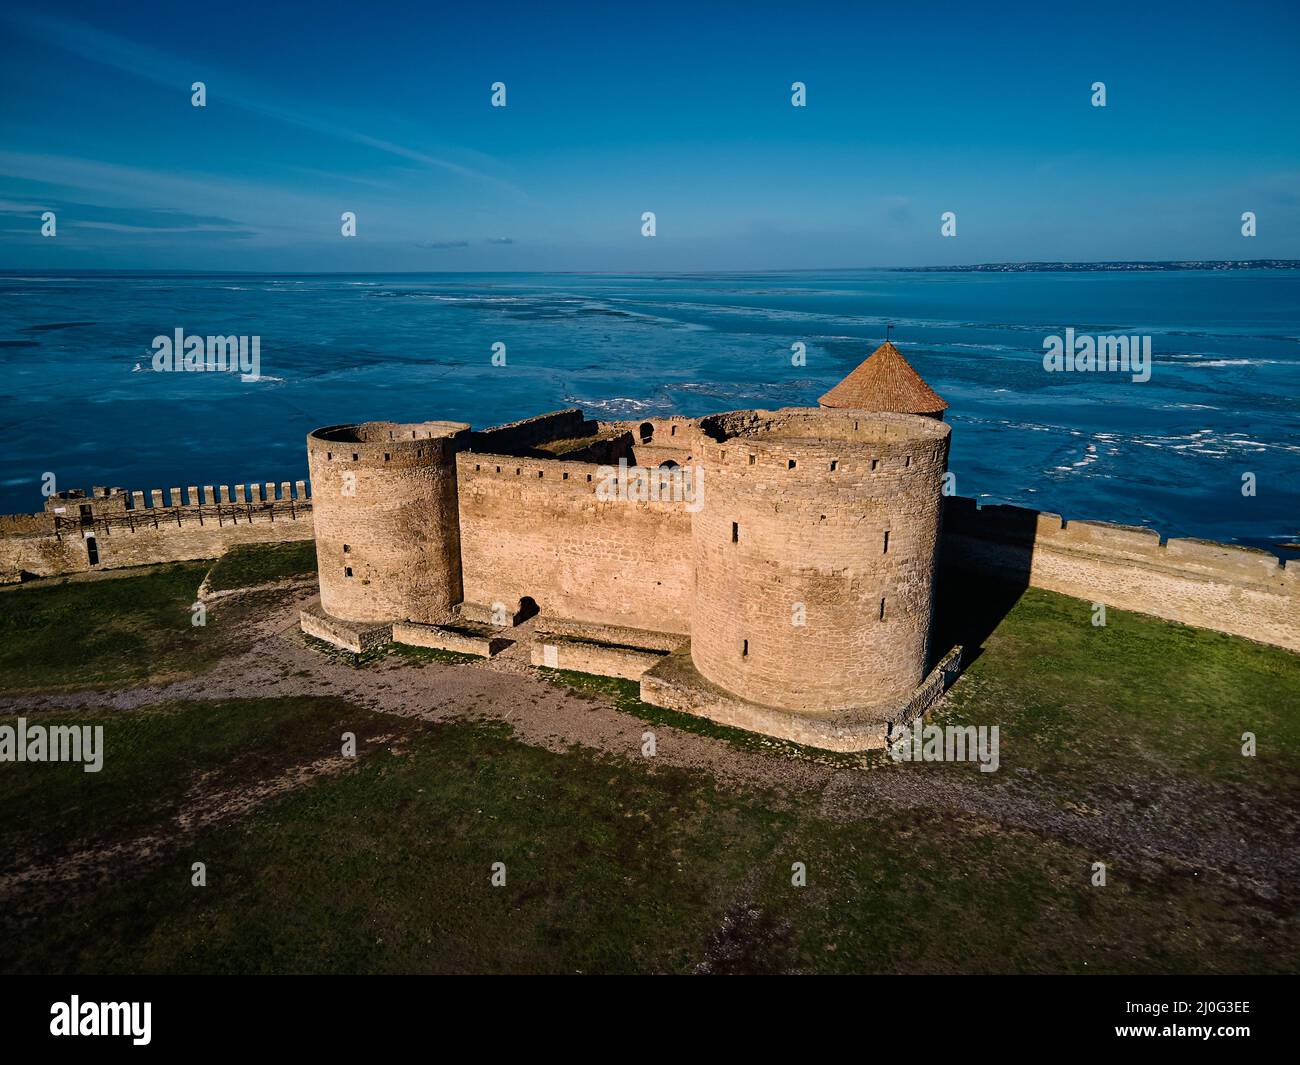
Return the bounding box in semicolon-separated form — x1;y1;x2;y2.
205;541;317;592
2;699;1293;974
0;543;320;693
0;697;402;872
935;579;1300;803
0;562;234;692
738;806;1291;975
0;705;792;973
387;642;482;666
2;571;1297;973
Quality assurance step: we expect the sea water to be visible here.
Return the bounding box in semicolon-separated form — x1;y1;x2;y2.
1;269;1296;553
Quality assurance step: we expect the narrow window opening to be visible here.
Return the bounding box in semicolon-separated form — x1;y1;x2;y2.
343;544;350;554
741;639;749;658
351;453;358;461
871;458;879;471
788;459;797;469
345;567;354;578
731;522;739;544
830;460;838;471
748;454;756;465
86;536;99;566
384;453;391;462
882;530;890;554
880;598;887;621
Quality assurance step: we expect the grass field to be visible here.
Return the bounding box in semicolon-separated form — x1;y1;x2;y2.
0;556;1297;973
204;541;317;593
2;699;1292;974
0;542;318;694
0;562;235;693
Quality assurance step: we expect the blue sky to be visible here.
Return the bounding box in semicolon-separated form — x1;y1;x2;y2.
1;0;1297;271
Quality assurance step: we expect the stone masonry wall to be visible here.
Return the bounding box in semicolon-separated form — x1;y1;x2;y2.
690;408;951;713
307;421;469;625
457;452;693;634
942;496;1300;653
0;481;313;582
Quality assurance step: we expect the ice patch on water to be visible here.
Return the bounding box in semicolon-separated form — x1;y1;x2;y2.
565;395;661;416
1164;352;1285;367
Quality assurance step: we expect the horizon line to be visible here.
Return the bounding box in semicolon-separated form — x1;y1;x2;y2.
4;259;1300;278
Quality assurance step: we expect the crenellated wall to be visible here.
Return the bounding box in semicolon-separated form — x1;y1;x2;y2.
0;479;314;582
942;496;1300;652
9;405;1295;682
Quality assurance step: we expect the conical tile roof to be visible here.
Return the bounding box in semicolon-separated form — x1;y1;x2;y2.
818;341;948;415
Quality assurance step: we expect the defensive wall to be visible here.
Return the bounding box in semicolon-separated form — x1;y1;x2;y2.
942;496;1300;653
3;411;1295;665
0;481;313;583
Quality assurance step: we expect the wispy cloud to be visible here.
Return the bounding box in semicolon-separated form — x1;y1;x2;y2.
0;151;327;236
0;193;255;234
1;7;525;198
74;221;255;236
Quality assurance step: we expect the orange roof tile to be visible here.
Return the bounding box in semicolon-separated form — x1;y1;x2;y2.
818;341;948;414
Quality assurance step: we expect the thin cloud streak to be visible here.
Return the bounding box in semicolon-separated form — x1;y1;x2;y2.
1;8;526;199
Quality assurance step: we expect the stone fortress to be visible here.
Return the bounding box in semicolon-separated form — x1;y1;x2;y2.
301;346;955;749
294;342;1299;750
2;343;1296;750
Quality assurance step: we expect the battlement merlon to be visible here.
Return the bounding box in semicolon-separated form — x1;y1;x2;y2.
4;478;313;534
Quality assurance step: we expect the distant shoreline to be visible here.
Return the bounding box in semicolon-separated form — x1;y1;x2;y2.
891;260;1300;273
3;260;1299;277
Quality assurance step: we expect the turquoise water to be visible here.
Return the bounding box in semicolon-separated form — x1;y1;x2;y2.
1;270;1297;553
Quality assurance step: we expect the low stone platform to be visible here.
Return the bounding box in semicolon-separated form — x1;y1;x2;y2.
299;598;393;654
531;633;669;680
392;620;511;659
534;616;686;653
531;617;683;680
640;643;963;752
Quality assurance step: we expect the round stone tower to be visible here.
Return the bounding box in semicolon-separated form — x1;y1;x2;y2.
690;408;951;714
306;420;470;625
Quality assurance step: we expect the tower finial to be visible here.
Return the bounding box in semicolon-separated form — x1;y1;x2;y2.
886;322;894;343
